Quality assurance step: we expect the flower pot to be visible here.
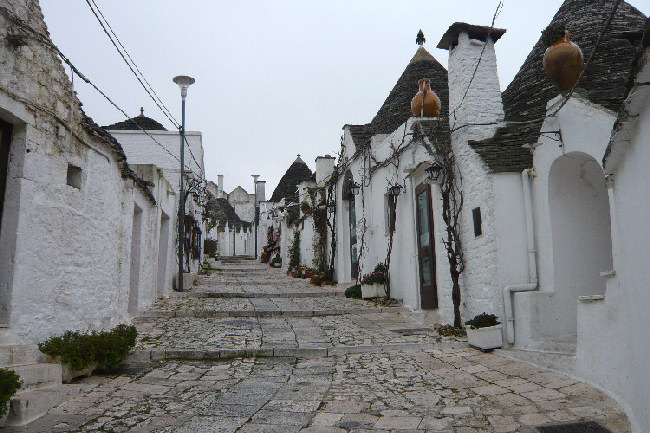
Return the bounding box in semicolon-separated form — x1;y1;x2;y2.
310;275;323;286
466;325;502;350
61;361;99;384
543;30;583;92
361;283;386;299
411;78;441;117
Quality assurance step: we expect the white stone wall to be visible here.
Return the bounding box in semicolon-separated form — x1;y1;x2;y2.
228;186;254;223
575;64;650;433
107;130;204;181
0;1;175;343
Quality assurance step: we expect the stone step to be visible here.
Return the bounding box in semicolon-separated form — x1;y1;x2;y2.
0;345;44;368
171;291;343;299
137;306;406;319
125;341;467;363
6;384;87;427
496;347;576;376
9;363;62;391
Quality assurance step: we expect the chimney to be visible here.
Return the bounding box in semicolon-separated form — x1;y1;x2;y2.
438;23;506;135
255;181;266;203
217;174;224;197
315;155;336;185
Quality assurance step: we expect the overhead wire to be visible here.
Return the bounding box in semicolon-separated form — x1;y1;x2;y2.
0;5;202;175
82;0;204;176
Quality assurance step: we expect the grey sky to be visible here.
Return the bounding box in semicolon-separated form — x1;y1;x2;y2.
40;0;649;198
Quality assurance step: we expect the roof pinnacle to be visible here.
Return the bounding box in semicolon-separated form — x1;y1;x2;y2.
416;29;425;46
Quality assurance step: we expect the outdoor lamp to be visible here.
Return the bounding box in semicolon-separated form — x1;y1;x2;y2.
389;184;403;196
173;74;195;292
350;181;361;196
425;161;443;182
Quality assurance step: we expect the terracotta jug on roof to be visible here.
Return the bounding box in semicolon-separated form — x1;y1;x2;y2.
411;78;441;117
543;30;583;92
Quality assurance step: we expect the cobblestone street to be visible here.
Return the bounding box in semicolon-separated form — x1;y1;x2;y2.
10;260;631;433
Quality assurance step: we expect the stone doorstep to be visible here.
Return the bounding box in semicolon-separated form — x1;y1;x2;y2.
9;363;63;391
125;342;439;364
0;345;45;368
6;384;87;427
139;307;407;319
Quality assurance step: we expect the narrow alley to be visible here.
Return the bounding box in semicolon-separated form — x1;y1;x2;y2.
8;259;630;433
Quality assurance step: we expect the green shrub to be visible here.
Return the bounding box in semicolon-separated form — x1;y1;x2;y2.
38;325;138;371
345;284;362;299
361;263;387;285
436;324;467;338
288;231;300;269
0;368;22;418
464;313;500;330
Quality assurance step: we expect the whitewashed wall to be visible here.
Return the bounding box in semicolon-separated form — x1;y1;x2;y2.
575;62;650;433
0;0;176;344
513;96;616;347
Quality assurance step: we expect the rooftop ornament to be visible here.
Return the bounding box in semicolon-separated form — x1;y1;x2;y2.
416;29;426;46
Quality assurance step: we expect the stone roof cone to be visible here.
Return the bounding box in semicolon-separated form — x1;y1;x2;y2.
270;156;313;202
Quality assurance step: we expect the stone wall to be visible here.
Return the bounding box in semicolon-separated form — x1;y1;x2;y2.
0;0;174;343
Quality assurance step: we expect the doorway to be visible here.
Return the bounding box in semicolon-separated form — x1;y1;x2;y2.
156;212;170;298
128;205;143;313
0;119;12;324
415;182;437;309
349;198;359;280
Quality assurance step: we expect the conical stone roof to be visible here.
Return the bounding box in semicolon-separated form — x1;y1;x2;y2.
349;45;449;148
469;0;647;172
103;110;167;131
270;156;313;203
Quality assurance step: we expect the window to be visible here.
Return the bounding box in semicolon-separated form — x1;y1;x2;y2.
385;193;396;235
66;164;82;189
472;207;482;237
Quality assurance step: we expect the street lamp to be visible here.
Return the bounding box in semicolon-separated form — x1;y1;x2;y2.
173;75;195;292
252;174;260;260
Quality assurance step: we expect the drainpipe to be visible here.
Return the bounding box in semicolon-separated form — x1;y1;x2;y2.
503;168;538;344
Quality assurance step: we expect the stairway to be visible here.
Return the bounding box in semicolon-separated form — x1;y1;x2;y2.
0;345;86;427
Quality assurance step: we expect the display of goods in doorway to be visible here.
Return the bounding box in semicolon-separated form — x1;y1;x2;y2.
411;78;441;117
543;28;583;92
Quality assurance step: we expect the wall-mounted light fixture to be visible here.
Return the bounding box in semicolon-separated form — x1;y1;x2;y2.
388;183;404;196
425;160;444;182
350;181;361;196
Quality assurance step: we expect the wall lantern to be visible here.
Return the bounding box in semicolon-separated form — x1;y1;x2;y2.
389;183;404;196
350;181;361;196
425;160;444;182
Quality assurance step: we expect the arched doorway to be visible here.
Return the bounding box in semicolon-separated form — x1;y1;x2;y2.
548;152;613;336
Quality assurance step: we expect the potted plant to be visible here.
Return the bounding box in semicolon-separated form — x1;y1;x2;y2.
310;271;324;286
465;313;502;350
360;263;387;298
300;201;312;215
0;368;22;426
270;254;282;268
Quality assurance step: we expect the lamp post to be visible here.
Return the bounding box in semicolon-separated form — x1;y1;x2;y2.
252;174;260;259
173;75;195;292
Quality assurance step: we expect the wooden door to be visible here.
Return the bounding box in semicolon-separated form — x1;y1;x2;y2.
349;198;359;280
415;183;437;309
0;120;12;236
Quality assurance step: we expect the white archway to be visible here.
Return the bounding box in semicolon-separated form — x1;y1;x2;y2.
548;152;613;336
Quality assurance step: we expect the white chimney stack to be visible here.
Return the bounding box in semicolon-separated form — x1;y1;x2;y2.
438;23;506;137
315;155;336;186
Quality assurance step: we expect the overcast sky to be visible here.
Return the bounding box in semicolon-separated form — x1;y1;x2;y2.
40;0;649;198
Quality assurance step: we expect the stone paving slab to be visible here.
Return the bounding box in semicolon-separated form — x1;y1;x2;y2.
134;312;443;352
10;350;630;433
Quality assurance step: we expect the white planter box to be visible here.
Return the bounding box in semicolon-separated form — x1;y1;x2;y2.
361;283;386;299
467;325;503;350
